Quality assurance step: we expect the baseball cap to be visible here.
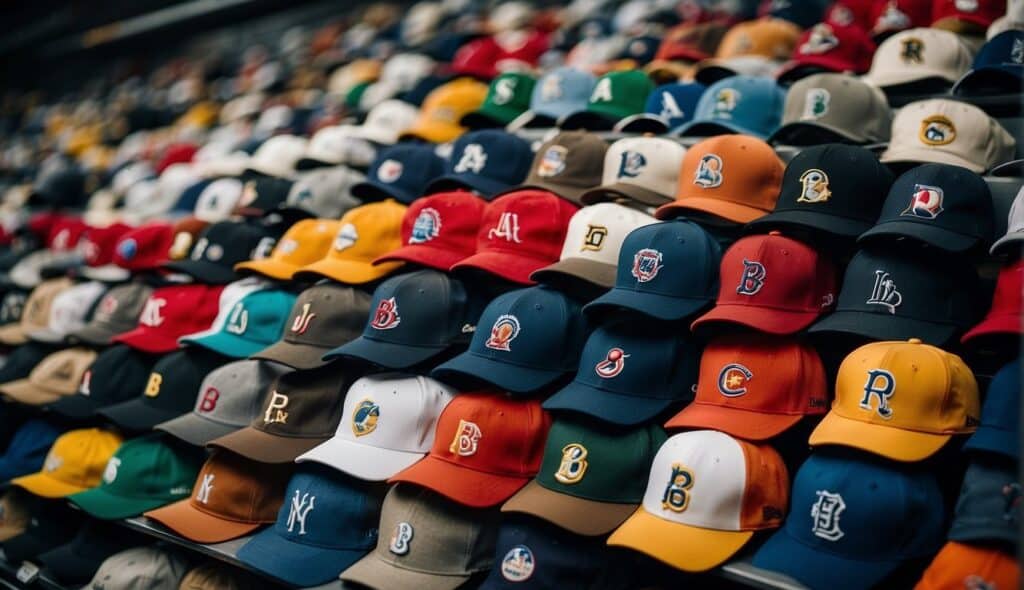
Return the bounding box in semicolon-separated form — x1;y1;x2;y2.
295;126;377;171
916;541;1020;590
192;178;243;224
373;191;487;271
675;76;786;139
178;562;257;590
68;433;203;519
156;360;289;446
962;260;1024;344
143;450;291;544
991;186;1024;255
691;232;838;335
233;177;294;217
507;67;596;130
751;452;944;590
0;489;33;543
650;21;729;65
748;144;895;238
294;200;408;284
450;191;578;285
0;277;72;346
348;100;422;146
112;284;225;354
78;222;133;279
297;373;456;480
207;363;361;463
867;0;932;38
879;99;1017;173
810;339;980;461
325;270;484;369
0;288;28;331
280;167;362;220
179;289;296;358
502;417;666;536
235;219;338;280
949;459;1020;545
512;132;607;205
98;347;229;433
245;135;308;179
770;73;892;145
165;217;208;262
389;392;550;507
24;280;105;343
0;347;97;406
11;427;123;498
964;359;1020;460
0;342;60;386
954;30;1024;95
614;83;707;134
236;464;385;587
399;78;488;143
776;22;876;84
809;248;979;346
655;135;784;224
608;430;788;572
542;319;700;426
862;28;972;88
37;520;147;585
693;18;802;84
427;130;533;198
932;0;1004;31
431;286;588;394
340;483;500;590
559;71;654;130
353;144;447;205
0;499;83;564
86;546;189;590
0;419;64;483
163;221;275;284
68;281;153;346
109;222;174;273
45;344;156;421
251;283;371;370
461;73;537;128
581;137;687;207
859;163;994;252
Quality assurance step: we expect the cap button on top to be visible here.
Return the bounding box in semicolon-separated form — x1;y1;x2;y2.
768;230;782;236
908;338;923;344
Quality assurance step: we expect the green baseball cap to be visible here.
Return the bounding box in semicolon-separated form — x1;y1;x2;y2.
559;70;655;131
461;73;537;128
68;433;203;519
501;416;666;536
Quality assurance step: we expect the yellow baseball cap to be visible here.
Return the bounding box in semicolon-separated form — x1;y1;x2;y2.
11;428;123;498
810;339;979;462
293;200;408;284
399;78;488;143
235;219;340;280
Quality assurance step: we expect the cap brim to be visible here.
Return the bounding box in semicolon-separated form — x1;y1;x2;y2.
155;413;242;447
510;182;592;206
989;159;1023;178
10;472;89;498
36;543;104;583
0;380;62;406
234;258;301;281
294;258;403;285
67;324;120;347
426;175;510;200
143;499;264;544
962;313;1020;344
111;328;179;354
879;148;986;174
809;411;952;461
97;398;182;433
296;437;425;481
664;402;804;441
769;121;872;146
953;67;1024;96
691;304;821;335
398;123;465;144
323;335;447;370
373;243;470;272
506;111;558;132
557;111;618;131
163;260;239;285
752;526;899;589
859;221;978;252
68;487;176;520
250;340;333;371
341;552;471;590
351;181;418;205
809;310;960;348
613;114;671;134
450;250;550;285
501;480;637;536
991;232;1024;256
45;394;103;420
206;426;328;464
0;324;27;346
25;328;66;344
81;266;131;282
656;196;769;224
607;507;754;572
389;456;528;508
180;332;265;359
579;182;673;207
431;351;567;394
542;381;678;426
530;258;616;290
584;288;713;322
237;527;369;587
460;111;506;129
746;209;872;238
676;120;768;140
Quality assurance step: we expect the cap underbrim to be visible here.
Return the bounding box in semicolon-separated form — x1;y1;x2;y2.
675;119;769;140
809;411;953;461
373;243;470;271
808;310;959;348
111;328;180;354
162;260;239;285
557;111;618;131
988;159;1023;178
579;182;673;207
752;526;900;590
237;527;369;587
858;220;979;252
67;323;121;347
768;121;872;146
143;499;264;544
501;480;637;536
607;507;754;572
862;70;957;88
81;266;131;283
508;183;591;206
0;380;63;406
10;472;89;498
206;427;328;464
97;398;182;433
351;180;419;206
234;258;302;281
664;402;805;441
612;114;671;134
691;304;821;335
530;258;616;290
746;209;872;238
953;67;1024;96
962;313;1021;344
584;288;713;322
542;381;678;426
431;351;567;394
296;437;426;481
341;552;471;590
322;335;447;370
426;175;511;201
388;456;529;508
656;196;770;224
294;258;403;285
879;148;986;174
250;340;333;371
0;324;27;346
68;487;179;520
505;111;558;132
991;232;1024;256
450;249;550;285
155;412;243;447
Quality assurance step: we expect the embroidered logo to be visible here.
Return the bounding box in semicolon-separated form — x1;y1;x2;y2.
797;169;832;203
286;490;315;535
540;74;562;101
224;303;248;335
799;24;839;55
389;522;414;555
291;303;316;335
198;387;219;413
900;37;924;63
139;297;167;327
102;457;121;484
333;223;359;251
901;184;944;219
595;348;629;379
493;77;517;105
811;490;846;541
44;454;63;472
370;297;401;330
631;248;664;283
582;225;607;251
453;143;488;174
144;373;163;397
537;146;568;178
264;391;290;424
718;364;753;397
352;399;381;437
736;259;767;296
590;77;613;102
920;115;956;146
117;238;138;261
860;369;895;419
711;88;740;118
866;270;901;314
617;150;647;179
409;208;442;244
377;159;404;183
488;212;522;243
659;91;684;121
554;443;588;484
693;154;724;188
485;314;520;351
196;473;215;504
449;420;482;456
501;545;536;582
661;463;694;512
1013;39;1024;64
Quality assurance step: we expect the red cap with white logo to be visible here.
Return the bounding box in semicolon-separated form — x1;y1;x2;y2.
374;191;487;271
112;284;225;354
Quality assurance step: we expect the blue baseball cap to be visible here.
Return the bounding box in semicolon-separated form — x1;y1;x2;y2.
508;67;597;130
351;144;446;205
431;286;589;394
427;130;533;199
964;359;1020;460
752;452;945;590
585;220;721;321
614;82;707;133
172;179;212;214
324;269;486;369
767;0;831;28
948;459;1019;546
236;464;384;587
542;318;699;426
0;419;64;482
674;75;786;139
953;30;1024;96
180;289;297;358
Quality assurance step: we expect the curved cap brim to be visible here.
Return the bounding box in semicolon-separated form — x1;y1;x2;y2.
389;456;528;508
584;288;714;322
809;411;952;462
250;340;333;371
323;335;446;369
296;437;425;482
656;195;770;224
207;427;328;464
341;552;471;590
752;526;901;589
542;381;680;426
237;527;369;587
155;413;241;447
858;220;978;252
808;310;959;348
450;249;551;285
607;507;754;572
373;244;470;271
501;480;636;536
10;473;88;498
431;351;567;394
691;304;821;335
143;499;263;544
665;402;804;441
746;208;872;239
68;487;176;520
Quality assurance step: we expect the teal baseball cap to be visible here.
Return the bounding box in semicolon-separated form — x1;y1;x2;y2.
181;289;297;358
675;75;786;139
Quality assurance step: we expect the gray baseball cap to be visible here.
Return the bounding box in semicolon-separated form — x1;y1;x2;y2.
340;484;499;590
281;166;364;220
769;73;891;146
27;281;107;343
86;546;189;590
155;359;290;447
948;459;1020;546
68;282;154;346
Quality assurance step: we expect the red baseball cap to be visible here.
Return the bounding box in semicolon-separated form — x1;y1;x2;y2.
113;222;176;273
961;260;1023;344
665;333;829;440
450;190;578;285
373;191;487;271
868;0;932;37
691;232;838;335
79;223;133;267
389;392;551;508
825;0;877;29
156;143;198;174
776;22;876;84
45;216;88;251
931;0;1003;31
112;284;224;353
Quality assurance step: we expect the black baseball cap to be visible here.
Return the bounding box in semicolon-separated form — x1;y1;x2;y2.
163;220;275;284
325;270;485;369
37;520;147;585
858;163;994;253
0;499;83;564
747;144;895;238
46;345;158;421
234;177;295;217
0;341;60;383
808;247;979;346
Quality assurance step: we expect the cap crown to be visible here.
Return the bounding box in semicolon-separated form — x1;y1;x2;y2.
599;138;686;201
473;191;578;265
966;359;1020;457
194;179;243;223
28;347;97;394
586;71;654;120
113;223;175;271
444;130;533;189
208;289;297;350
779;73;891;144
252;364;355;438
321;200;408;267
789;22;875;72
384;191;486;267
481;73;535;114
188;451;290;522
94;434;201;500
187;221;274;270
138;349;227;414
39;281;106;338
556;203;656;268
867;28;972;84
525;132;607;194
365;144;446;205
986;260;1024;319
278;284;371;349
271;466;383;549
37;428;123;489
420;78;489;126
80;282;154;338
122;284;225;343
361;270;482;349
19;278;72;335
670;135;784;219
688;76;786;138
714;17;800;59
530;68;597;119
69;345;153;407
640;83;706;130
285;168;362;218
191;360;286;428
266;220;339;268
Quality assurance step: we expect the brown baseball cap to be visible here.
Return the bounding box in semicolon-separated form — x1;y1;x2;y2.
143;450;291;544
0;278;73;346
0;347;97;406
509;131;608;205
206;364;361;463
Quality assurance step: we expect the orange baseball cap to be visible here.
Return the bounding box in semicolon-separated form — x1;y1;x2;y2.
235;219;340;280
293;200;408;284
398;78;488;143
665;333;828;440
810;339;980;462
694;17;801;82
11;428;123;498
654;135;783;224
915;541;1019;590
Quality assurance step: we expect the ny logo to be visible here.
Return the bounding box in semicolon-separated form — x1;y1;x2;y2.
264;391;290;424
866;270;901;314
488;212;522;243
810;490;846;541
453;143;488;174
860;369;895;419
291;303;316;335
735;259;766;296
225;303;248;335
554;443;588;484
661;463;694;512
287;490;316;535
449;420;482;456
196;474;215;504
139;298;167;327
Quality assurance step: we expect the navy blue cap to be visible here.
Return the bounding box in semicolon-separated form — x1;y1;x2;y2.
352;144;446;205
585;220;721;321
324;269;485;369
431;286;589;394
615;36;661;64
542;319;699;426
172;179;212;214
766;0;830;28
427;130;534;199
948;459;1019;546
953;30;1024;96
675;75;786;139
236;464;385;587
964;359;1020;460
614;83;706;133
752;452;945;590
0;419;64;482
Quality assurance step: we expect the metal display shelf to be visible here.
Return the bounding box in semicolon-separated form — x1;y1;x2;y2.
0;553;68;590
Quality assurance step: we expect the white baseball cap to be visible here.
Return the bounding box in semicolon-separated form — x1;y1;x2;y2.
991;185;1024;255
296;125;377;170
581;137;686;207
861;28;972;88
296;373;456;481
127;163;197;222
245;135;308;179
111;161;155;198
530;202;657;292
349;100;421;146
879;99;1017;173
284;166;364;219
607;430;789;572
193;178;244;223
27;280;107;343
